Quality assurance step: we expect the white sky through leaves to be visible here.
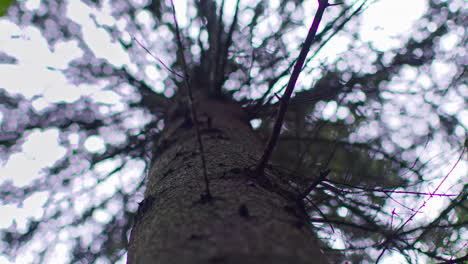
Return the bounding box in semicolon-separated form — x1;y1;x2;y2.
0;0;465;263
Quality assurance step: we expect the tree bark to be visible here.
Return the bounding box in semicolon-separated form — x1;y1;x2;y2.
127;98;329;264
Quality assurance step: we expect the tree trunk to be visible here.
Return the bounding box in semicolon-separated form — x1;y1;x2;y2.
127;98;329;264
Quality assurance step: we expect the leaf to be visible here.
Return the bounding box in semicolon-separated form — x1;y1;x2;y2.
0;0;15;17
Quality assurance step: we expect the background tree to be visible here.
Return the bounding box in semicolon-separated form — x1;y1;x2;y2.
0;0;466;263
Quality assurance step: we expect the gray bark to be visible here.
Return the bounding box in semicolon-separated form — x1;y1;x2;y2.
127;98;329;264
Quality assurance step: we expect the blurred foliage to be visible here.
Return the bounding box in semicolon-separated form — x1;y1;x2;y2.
0;0;466;263
0;0;14;17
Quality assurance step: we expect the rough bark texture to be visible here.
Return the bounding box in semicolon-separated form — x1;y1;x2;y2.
127;98;329;264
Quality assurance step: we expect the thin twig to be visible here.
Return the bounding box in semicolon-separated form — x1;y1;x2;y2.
305;196;335;233
212;0;225;93
256;0;336;175
324;180;457;197
300;169;330;199
133;37;184;79
375;147;466;263
216;0;241;92
436;254;468;264
170;0;212;200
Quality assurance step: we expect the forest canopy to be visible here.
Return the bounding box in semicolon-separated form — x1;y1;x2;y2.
0;0;466;263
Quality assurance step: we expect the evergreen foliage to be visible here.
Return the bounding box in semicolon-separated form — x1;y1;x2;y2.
0;0;466;263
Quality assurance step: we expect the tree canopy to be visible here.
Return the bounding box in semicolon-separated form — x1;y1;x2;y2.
0;0;466;263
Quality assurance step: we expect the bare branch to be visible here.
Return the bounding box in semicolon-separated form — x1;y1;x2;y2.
215;0;241;92
436;253;467;264
376;147;466;263
170;0;212;200
256;0;334;175
133;37;184;79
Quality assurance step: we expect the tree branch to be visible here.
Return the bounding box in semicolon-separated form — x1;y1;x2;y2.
170;0;212;200
215;0;241;93
256;0;333;175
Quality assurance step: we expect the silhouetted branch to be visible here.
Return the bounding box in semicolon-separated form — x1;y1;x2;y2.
133;37;183;79
170;0;212;200
216;0;241;92
376;148;466;263
256;0;334;175
436;253;467;264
